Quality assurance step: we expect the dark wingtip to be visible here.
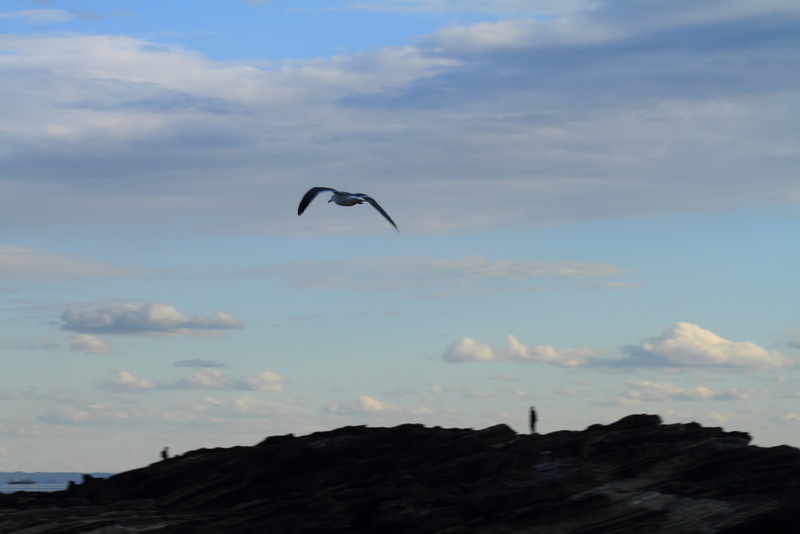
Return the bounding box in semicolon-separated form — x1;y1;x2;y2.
365;198;398;232
298;187;334;217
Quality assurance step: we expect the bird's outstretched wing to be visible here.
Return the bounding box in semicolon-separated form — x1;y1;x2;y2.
298;187;337;215
360;195;398;231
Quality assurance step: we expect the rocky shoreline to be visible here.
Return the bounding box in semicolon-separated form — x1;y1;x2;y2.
1;414;799;533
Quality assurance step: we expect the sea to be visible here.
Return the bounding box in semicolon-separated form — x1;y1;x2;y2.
0;472;115;494
0;483;68;494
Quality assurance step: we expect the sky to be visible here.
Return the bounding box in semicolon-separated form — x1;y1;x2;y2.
0;0;799;472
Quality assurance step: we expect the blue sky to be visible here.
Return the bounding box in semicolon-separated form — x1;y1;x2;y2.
1;0;799;471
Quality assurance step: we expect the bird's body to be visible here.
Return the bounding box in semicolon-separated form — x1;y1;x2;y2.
329;191;366;207
298;187;398;231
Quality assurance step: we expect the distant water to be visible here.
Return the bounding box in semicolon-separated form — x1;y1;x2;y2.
1;483;68;493
0;472;114;494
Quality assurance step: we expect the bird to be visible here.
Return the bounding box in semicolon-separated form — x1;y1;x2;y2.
297;187;398;231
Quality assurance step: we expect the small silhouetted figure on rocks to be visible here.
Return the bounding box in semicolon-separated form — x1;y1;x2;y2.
161;447;170;460
529;407;537;434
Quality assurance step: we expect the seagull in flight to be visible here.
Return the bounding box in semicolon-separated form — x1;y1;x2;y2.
298;187;398;231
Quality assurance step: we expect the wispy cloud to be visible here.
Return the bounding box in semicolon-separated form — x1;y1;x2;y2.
612;380;772;405
340;0;591;14
0;246;152;282
0;8;104;23
256;256;630;297
0;338;59;351
325;396;400;414
320;395;491;429
0;1;797;235
98;371;158;392
382;386;415;397
775;412;800;427
786;322;800;349
0;9;73;23
173;359;227;368
429;383;494;398
496;386;534;400
36;394;312;428
324;395;436;417
0;418;63;438
443;335;599;366
97;369;284;392
176;370;284;391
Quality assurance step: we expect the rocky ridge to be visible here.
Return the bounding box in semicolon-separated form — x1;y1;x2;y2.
0;414;799;533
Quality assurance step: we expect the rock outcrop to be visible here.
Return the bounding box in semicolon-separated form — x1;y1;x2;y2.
1;414;799;533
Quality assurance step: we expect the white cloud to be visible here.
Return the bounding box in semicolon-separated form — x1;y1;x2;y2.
239;371;285;391
443;323;794;369
257;256;630;297
623;323;793;368
174;369;236;390
61;301;243;335
99;371;159;392
0;246;151;282
324;396;438;420
443;335;599;366
444;338;499;362
776;412;800;427
326;396;396;414
69;334;111;355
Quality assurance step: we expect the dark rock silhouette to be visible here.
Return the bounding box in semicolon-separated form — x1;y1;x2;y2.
1;414;799;533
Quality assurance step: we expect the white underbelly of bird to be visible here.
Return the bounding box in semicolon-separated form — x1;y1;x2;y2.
330;193;363;207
